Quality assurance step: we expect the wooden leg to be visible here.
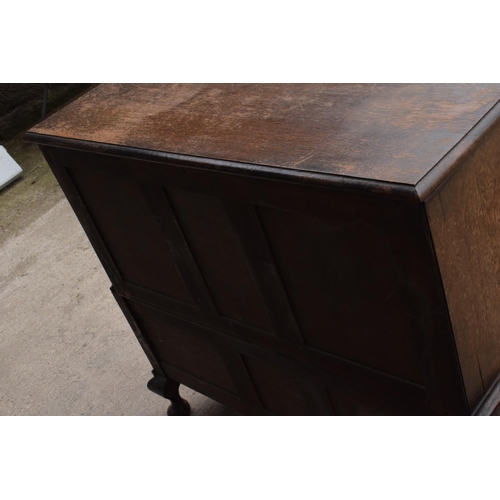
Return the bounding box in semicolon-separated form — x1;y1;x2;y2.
147;372;191;416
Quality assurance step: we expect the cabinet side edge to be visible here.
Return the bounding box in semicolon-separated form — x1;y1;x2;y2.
416;99;500;201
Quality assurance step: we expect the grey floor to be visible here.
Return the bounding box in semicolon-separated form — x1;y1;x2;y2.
0;136;238;416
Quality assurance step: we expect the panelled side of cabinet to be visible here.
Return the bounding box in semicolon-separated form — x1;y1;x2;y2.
39;144;469;415
426;120;500;409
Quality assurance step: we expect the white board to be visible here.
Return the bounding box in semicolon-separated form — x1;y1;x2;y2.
0;146;23;190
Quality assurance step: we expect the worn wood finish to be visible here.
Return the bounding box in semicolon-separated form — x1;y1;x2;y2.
29;84;500;185
26;84;500;415
426;120;500;409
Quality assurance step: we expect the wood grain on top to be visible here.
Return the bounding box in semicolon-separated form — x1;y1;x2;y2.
29;84;500;185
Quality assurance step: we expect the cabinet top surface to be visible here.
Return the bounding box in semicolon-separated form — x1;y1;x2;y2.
28;83;500;186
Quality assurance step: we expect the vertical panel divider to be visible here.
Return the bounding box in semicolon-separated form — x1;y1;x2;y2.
218;351;264;411
140;184;219;315
223;200;304;345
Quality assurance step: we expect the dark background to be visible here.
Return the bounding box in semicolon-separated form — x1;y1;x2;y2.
0;83;93;143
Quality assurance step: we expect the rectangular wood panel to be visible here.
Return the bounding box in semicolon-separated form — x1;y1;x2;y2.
326;379;431;416
259;205;425;383
129;302;238;395
68;165;193;304
167;187;275;332
426;121;500;408
243;355;313;416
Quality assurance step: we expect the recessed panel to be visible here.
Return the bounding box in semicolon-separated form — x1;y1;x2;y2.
259;206;423;383
69;167;192;304
243;355;312;415
326;381;430;416
167;187;274;332
130;303;237;394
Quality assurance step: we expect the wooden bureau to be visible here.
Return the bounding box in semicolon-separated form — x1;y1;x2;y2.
26;84;500;415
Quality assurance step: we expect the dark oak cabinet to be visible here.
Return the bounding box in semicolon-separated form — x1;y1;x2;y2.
26;84;500;415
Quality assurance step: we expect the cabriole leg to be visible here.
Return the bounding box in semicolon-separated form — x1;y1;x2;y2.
147;372;191;416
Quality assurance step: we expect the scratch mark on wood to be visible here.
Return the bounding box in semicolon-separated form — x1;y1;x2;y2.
290;153;316;168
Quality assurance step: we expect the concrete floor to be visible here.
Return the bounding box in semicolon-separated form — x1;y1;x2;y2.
0;136;238;416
